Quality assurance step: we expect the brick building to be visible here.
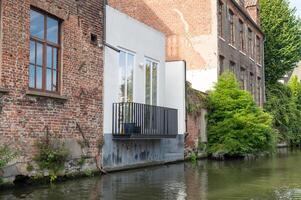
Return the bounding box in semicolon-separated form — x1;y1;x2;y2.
108;0;265;150
0;0;104;174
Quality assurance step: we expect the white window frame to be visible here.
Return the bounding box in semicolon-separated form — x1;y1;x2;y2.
144;57;159;106
118;48;135;102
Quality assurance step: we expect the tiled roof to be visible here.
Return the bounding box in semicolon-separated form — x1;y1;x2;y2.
245;0;258;7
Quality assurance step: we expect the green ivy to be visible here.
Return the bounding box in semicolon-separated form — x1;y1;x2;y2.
265;76;301;145
207;73;277;157
0;146;16;169
186;81;207;116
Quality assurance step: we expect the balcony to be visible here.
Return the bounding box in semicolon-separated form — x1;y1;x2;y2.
112;102;178;139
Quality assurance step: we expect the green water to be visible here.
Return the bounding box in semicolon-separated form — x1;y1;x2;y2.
1;148;301;200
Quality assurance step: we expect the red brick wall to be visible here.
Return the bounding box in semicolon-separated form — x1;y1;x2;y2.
0;0;104;161
108;0;212;70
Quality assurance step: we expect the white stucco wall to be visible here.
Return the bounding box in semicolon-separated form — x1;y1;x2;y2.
103;6;166;134
165;61;186;135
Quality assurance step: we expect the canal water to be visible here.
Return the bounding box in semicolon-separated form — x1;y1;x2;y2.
1;148;301;200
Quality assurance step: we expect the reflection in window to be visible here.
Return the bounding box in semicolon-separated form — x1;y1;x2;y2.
119;50;134;102
145;59;158;105
29;9;60;92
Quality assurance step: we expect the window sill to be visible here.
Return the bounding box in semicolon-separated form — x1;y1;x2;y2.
219;36;226;42
26;90;68;100
239;50;246;56
0;87;9;94
249;57;255;62
228;43;237;50
257;63;262;67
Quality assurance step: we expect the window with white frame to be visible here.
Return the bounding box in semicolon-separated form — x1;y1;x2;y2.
118;50;134;102
145;59;158;105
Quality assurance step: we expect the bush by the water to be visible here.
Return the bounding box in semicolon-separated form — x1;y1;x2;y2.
265;76;301;145
207;73;277;157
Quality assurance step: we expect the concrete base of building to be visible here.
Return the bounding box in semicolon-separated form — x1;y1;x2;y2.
102;134;185;172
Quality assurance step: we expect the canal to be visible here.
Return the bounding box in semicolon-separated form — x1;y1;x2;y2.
1;148;301;200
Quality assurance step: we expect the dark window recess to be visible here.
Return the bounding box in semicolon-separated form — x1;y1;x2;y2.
29;8;61;93
91;33;97;44
112;102;178;139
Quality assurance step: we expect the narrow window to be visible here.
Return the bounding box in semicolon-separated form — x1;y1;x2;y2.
118;50;134;102
29;9;61;93
240;67;246;90
249;72;255;97
145;59;158;106
219;55;225;75
257;77;262;105
218;1;224;38
248;28;253;58
229;61;236;75
239;20;245;51
256;36;261;64
229;9;235;45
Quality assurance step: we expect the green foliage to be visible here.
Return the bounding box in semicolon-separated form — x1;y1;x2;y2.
260;0;301;85
83;169;94;177
186;81;207;116
77;156;85;167
0;146;16;169
35;139;69;182
265;77;301;145
207;73;277;156
189;152;197;163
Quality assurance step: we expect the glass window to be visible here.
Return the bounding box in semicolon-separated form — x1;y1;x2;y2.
29;9;60;93
218;1;224;38
239;20;245;51
229;10;235;45
145;59;158;105
119;50;134;102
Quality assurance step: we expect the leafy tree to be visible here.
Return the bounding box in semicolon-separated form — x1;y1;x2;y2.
265;76;301;144
260;0;301;85
207;73;276;156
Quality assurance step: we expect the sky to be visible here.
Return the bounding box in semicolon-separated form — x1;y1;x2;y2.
290;0;301;17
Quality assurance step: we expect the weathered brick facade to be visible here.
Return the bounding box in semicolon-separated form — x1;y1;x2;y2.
0;0;104;166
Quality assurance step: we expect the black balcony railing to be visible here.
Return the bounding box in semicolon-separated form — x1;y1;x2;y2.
112;102;178;139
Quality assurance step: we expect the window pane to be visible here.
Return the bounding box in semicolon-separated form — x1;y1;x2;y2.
145;61;151;105
29;65;35;88
46;69;52;91
36;43;43;66
53;70;57;91
53;48;58;70
47;17;59;44
119;51;126;102
127;54;134;102
30;10;44;39
36;66;42;89
47;46;52;69
30;41;35;64
152;62;158;105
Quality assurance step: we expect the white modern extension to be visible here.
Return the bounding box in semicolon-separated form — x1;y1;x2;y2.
102;6;186;171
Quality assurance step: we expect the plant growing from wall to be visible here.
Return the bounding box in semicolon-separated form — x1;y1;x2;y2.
35;139;69;182
207;73;277;157
0;146;16;169
186;81;207;116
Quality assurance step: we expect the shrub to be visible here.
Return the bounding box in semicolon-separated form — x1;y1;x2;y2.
207;72;277;157
35;139;69;182
0;146;16;169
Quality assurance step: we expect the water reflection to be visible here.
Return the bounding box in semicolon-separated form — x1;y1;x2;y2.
2;149;301;200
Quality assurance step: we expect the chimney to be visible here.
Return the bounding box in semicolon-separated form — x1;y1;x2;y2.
245;0;260;25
